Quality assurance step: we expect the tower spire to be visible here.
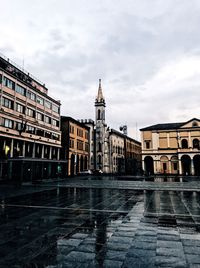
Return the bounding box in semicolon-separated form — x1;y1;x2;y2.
96;78;105;103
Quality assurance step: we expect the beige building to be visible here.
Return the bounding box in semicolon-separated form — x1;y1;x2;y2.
109;129;125;174
140;118;200;175
0;54;62;182
61;116;89;176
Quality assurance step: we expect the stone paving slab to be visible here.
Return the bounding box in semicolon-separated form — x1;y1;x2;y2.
1;180;200;266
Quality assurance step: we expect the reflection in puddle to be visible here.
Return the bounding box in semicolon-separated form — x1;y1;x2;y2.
1;185;200;266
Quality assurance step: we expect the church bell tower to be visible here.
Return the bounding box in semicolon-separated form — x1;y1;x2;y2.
95;79;108;172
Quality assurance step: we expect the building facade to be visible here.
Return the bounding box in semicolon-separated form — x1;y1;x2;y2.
0;54;63;182
80;79;142;175
125;136;142;175
78;119;95;171
109;129;125;174
140;118;200;175
61;116;89;176
95;79;110;173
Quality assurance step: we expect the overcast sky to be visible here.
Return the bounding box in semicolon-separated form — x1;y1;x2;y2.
1;0;200;139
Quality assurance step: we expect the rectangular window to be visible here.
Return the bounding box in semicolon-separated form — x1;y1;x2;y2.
36;128;44;136
45;100;51;109
45;116;51;124
37;96;44;105
70;125;74;134
16;84;26;96
2;118;13;128
27;90;36;101
45;131;51;138
3;76;15;90
27;108;35;118
85;131;89;140
77;140;83;150
26;125;35;134
16;103;25;114
77;128;83;137
52;119;59;127
70;139;74;148
16;122;23;131
52;104;59;113
2;97;13;109
145;141;150;149
52;133;59;140
173;163;178;171
36;112;44;121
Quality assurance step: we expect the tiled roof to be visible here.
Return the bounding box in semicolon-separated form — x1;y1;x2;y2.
140;118;200;131
140;122;184;131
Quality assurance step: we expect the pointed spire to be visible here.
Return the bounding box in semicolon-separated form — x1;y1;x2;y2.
96;79;105;103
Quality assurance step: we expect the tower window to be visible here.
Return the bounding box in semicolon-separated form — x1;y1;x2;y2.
97;109;101;120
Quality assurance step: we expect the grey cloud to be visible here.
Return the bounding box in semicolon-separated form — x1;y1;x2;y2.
2;0;200;137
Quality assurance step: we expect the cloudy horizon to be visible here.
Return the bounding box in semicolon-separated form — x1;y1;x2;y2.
1;0;200;140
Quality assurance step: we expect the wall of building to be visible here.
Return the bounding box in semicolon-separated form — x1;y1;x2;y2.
141;119;200;175
61;117;89;176
0;56;62;182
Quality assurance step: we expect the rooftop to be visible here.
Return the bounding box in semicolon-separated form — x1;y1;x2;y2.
140;118;200;131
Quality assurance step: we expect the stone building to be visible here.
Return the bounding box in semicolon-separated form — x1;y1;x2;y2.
61;116;89;176
140;118;200;175
125;136;142;175
0;54;63;182
95;79;110;173
109;129;125;174
80;79;142;174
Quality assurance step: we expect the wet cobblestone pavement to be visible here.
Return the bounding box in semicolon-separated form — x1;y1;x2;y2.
1;177;200;267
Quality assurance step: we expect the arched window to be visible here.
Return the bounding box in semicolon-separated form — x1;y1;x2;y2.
181;139;188;149
97;109;101;120
192;121;198;127
193;139;199;149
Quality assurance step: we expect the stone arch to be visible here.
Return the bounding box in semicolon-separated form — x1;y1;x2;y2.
181;155;191;175
160;156;169;174
171;156;178;174
144;156;154;175
193;155;200;175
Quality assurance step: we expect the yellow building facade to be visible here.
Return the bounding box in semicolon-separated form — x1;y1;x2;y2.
140;118;200;175
61;116;89;176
